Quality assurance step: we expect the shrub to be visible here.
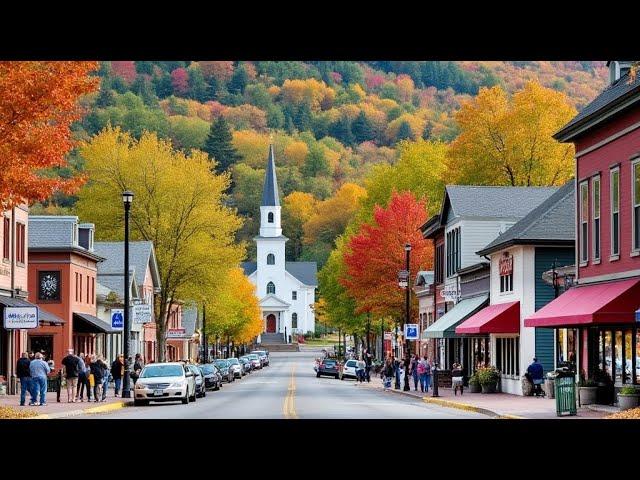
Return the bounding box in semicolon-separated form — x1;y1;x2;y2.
469;374;480;386
580;379;597;387
619;386;638;395
476;366;500;386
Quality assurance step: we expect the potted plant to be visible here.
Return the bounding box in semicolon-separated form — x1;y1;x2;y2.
578;378;598;405
617;386;640;410
469;373;481;393
477;366;500;393
594;368;614;405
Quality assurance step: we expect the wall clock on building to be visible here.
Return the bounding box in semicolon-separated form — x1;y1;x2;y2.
38;271;61;301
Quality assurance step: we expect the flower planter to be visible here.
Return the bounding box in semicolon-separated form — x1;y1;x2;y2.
617;394;640;411
481;382;497;394
579;386;597;405
469;383;481;393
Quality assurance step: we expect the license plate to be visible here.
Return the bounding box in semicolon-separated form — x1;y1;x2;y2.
154;389;163;396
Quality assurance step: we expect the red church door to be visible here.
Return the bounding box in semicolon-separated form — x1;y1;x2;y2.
266;314;276;333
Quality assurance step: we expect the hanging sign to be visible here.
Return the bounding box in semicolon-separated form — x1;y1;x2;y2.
167;328;186;338
4;306;38;329
499;252;514;276
133;304;153;324
384;331;393;340
404;324;419;340
111;309;124;330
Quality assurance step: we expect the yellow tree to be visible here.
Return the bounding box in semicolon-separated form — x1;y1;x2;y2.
282;191;317;259
76;127;244;360
303;183;367;246
447;81;576;186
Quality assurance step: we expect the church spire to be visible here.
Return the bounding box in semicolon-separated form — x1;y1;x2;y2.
261;144;280;207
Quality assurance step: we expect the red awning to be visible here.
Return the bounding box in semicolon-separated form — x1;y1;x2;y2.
525;278;640;328
455;301;520;335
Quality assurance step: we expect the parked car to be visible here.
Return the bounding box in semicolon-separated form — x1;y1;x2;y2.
340;359;359;380
238;356;252;374
133;362;196;406
214;359;235;382
198;363;222;391
247;354;262;370
227;358;244;378
316;359;340;379
251;350;269;367
186;363;206;398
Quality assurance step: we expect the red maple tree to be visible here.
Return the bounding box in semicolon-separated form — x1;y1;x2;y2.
341;191;432;318
0;61;99;208
171;68;189;95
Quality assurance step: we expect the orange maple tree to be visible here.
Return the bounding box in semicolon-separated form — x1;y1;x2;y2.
0;61;99;208
341;191;432;318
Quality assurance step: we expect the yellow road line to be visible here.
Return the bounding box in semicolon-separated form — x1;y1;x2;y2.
283;363;298;419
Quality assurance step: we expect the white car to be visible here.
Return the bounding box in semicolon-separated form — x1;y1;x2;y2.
251;350;269;367
227;358;243;378
340;359;358;380
133;362;197;406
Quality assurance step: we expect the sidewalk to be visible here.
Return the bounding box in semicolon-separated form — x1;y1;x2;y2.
362;375;613;419
0;391;132;419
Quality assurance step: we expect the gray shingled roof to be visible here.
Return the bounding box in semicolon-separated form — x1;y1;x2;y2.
556;71;640;140
239;261;317;286
445;185;558;220
28;216;77;248
181;307;198;336
96;273;137;301
93;241;160;288
261;144;280;207
415;271;434;286
286;262;317;286
478;180;575;256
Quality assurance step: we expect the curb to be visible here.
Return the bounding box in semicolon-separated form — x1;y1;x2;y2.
34;400;131;419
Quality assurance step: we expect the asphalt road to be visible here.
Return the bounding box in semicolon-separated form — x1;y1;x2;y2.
84;350;485;419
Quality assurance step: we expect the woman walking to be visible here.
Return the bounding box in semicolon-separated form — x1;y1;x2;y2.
90;355;106;402
77;354;92;402
410;354;419;391
356;356;366;384
111;354;124;397
131;354;144;385
383;356;394;391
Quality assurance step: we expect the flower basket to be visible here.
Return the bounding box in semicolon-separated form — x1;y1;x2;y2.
477;366;500;394
469;374;481;393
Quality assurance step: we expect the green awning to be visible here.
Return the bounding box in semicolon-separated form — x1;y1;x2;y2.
422;295;489;339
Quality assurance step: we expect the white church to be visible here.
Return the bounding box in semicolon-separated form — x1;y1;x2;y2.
242;145;317;339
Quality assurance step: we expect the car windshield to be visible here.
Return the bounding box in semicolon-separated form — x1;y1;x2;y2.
252;351;265;356
140;365;183;378
249;355;259;360
199;365;214;374
228;358;239;365
323;361;336;367
215;361;228;368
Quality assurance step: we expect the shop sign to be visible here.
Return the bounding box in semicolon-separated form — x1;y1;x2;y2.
111;309;124;330
441;283;460;302
404;324;419;340
499;252;513;276
133;304;152;324
384;331;393;340
167;328;186;338
3;306;38;329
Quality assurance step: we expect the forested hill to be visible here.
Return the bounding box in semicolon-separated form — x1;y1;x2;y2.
54;61;607;266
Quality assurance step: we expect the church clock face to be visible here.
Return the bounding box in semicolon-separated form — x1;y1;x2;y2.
38;271;61;301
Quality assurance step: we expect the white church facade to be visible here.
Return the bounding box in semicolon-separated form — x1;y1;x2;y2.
242;145;317;338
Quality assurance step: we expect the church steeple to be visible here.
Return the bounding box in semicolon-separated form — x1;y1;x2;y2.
261;144;280;207
259;144;283;237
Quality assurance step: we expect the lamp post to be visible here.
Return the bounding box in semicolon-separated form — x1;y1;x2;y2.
122;190;134;399
399;243;412;392
202;302;207;363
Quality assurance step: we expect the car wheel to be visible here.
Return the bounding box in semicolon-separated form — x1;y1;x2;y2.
182;394;189;405
189;388;196;402
202;390;206;398
335;374;339;379
341;375;344;380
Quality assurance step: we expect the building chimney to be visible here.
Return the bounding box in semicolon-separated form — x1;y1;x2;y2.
78;223;95;251
608;61;633;84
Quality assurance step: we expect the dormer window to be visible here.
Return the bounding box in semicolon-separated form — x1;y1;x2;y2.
268;212;274;223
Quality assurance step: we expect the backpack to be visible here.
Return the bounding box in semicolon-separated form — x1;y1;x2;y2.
417;362;426;375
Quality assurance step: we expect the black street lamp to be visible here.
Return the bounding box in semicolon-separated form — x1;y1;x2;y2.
202;302;207;364
122;190;134;399
401;243;412;392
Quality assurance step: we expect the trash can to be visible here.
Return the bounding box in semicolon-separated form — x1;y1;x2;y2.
554;376;577;416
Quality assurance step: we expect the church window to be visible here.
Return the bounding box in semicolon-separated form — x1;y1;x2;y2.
267;253;275;265
267;282;275;294
292;313;298;329
268;212;274;223
292;290;297;300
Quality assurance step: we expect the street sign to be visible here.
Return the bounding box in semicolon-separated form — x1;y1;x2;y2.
404;323;419;340
167;328;186;338
133;304;152;324
3;306;38;329
398;269;409;288
384;331;393;340
111;309;124;330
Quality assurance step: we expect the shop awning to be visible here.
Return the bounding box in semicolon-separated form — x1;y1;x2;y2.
524;278;640;328
455;301;520;335
0;296;64;325
73;312;117;334
422;295;488;338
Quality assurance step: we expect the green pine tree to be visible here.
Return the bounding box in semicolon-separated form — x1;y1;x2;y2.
228;64;248;95
203;117;241;173
421;121;433;140
351;110;374;143
396;121;414;142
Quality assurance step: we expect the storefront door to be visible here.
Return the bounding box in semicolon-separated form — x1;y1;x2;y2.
28;335;54;362
597;327;638;385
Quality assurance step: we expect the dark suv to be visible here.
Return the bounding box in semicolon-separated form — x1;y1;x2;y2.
316;359;340;379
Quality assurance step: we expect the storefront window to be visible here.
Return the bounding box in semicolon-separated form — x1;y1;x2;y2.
604;331;612;378
556;329;565;364
624;329;632;384
615;330;623;383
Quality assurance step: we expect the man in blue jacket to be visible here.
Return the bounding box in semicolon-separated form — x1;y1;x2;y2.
526;357;544;397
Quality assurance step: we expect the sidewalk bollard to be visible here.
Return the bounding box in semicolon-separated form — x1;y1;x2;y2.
432;364;439;397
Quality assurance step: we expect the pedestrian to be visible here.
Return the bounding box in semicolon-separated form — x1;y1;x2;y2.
28;352;50;406
17;352;32;406
383;357;394;391
423;355;432;392
393;356;401;389
417;356;426;392
356;356;366;384
111;354;124;397
410;354;419;391
526;357;544;397
452;362;464;396
101;356;110;401
77;353;91;402
132;354;144;385
363;348;373;383
61;348;81;403
90;355;106;402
